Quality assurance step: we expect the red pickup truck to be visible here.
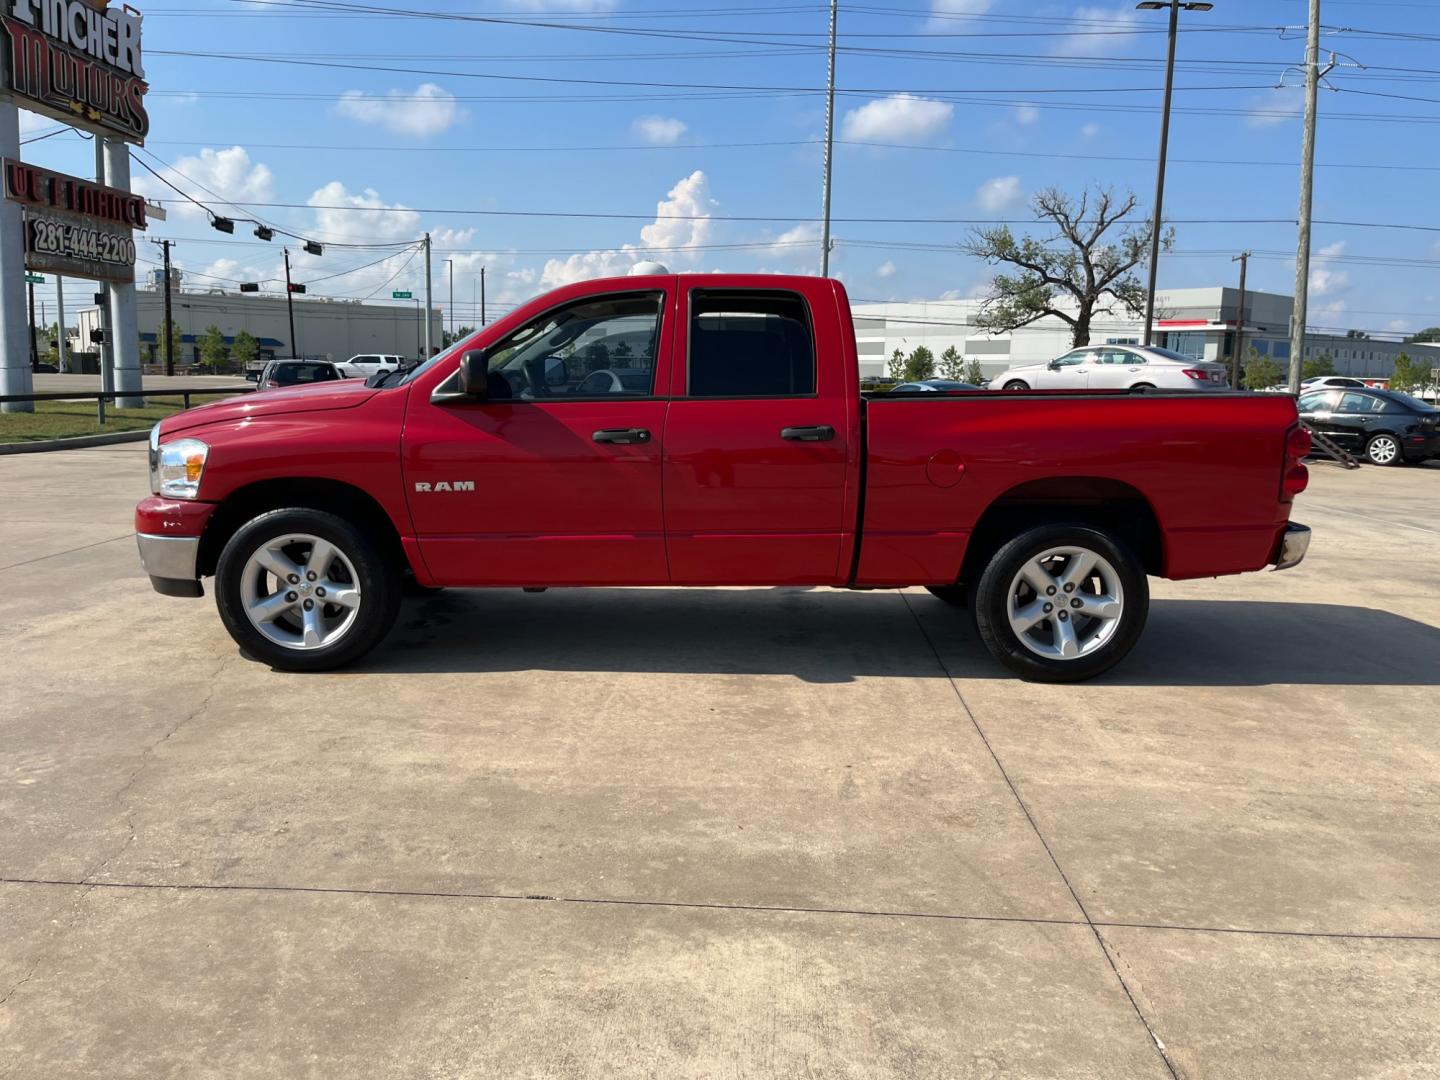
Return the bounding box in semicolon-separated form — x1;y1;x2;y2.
136;274;1311;682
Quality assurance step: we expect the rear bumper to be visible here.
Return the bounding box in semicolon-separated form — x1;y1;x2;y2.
1271;522;1311;571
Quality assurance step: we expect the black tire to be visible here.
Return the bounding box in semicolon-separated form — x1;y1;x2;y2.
215;508;402;672
1365;432;1402;467
925;584;967;606
972;523;1149;683
1002;380;1029;391
1130;383;1156;392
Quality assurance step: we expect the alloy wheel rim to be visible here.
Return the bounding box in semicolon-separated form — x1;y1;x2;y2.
1371;437;1398;464
1006;546;1124;661
239;533;362;651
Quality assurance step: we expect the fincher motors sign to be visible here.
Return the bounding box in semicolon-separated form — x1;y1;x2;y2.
1;0;148;143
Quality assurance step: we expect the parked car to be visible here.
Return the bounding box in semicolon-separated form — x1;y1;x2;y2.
256;359;351;390
890;379;981;393
32;362;58;373
341;353;406;378
991;345;1229;392
137;274;1311;683
1260;375;1369;394
1297;386;1440;466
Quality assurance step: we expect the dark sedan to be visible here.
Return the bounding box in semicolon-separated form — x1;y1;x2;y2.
1297;387;1440;466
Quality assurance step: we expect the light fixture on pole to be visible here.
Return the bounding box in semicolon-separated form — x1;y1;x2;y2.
1135;0;1212;347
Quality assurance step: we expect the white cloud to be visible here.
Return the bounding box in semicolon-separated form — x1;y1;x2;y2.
1015;103;1039;126
876;260;897;279
842;94;953;143
977;175;1023;213
1057;6;1141;56
306;181;422;248
928;0;994;27
1310;240;1350;299
131;146;275;221
1080;122;1100;138
632;115;687;144
1247;86;1303;128
335;83;465;137
540;170;717;287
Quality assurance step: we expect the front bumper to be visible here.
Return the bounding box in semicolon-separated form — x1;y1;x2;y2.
1272;522;1311;571
135;496;216;598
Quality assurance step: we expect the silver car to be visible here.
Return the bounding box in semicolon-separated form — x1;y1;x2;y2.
990;345;1230;392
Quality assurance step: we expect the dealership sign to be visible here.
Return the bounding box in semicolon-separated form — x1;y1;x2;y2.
4;157;142;280
1;0;148;143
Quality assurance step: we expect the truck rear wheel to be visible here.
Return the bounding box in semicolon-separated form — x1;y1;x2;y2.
215;508;401;672
972;523;1148;683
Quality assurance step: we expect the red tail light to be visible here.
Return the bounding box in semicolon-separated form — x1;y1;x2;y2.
1282;426;1311;501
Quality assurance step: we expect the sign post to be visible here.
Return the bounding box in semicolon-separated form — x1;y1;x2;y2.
0;0;150;411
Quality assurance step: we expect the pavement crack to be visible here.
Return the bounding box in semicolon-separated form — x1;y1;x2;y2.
900;591;1183;1080
82;652;236;886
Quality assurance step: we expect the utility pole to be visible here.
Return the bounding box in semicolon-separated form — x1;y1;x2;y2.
160;239;175;376
283;247;298;358
1290;0;1331;394
819;0;838;278
423;232;434;358
26;274;37;371
1142;1;1178;347
95;135;111;397
54;274;67;373
480;266;486;325
1231;251;1249;389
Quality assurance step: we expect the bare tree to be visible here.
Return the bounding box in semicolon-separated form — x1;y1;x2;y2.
966;186;1170;348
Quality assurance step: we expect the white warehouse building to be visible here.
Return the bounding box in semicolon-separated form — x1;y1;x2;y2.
73;277;443;368
852;287;1435;382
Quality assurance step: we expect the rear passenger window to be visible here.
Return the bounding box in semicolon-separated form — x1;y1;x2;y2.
688;290;815;397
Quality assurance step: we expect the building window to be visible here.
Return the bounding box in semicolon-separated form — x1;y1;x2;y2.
1168;331;1206;359
1273;341;1290;361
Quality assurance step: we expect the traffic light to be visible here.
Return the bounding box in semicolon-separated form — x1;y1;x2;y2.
90;328;106;344
254;226;274;241
239;282;260;293
303;240;323;256
211;216;235;234
288;283;307;294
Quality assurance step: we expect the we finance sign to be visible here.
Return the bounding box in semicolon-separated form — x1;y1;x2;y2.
1;0;148;143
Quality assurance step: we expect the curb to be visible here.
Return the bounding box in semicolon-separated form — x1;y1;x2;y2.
0;430;150;455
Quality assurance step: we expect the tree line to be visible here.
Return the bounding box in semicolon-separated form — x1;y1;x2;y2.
886;344;986;385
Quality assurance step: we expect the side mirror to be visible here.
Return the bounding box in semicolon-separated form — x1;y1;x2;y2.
457;350;488;399
1048;359;1062;370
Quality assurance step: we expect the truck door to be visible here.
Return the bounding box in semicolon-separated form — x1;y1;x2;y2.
662;283;853;585
403;287;673;586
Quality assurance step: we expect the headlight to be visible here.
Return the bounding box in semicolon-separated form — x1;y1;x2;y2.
155;438;209;499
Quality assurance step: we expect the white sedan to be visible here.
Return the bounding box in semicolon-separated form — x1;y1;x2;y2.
990;345;1230;392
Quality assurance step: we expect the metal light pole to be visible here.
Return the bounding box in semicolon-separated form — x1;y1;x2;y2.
480;266;487;326
283;248;298;358
444;258;453;346
422;233;434;358
819;0;838;277
54;274;67;373
1136;1;1213;347
1231;251;1249;389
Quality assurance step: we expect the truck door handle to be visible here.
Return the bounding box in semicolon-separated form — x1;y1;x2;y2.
781;425;836;442
592;428;651;445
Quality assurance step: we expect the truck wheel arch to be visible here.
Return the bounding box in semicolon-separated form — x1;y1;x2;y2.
959;477;1165;586
197;478;411;580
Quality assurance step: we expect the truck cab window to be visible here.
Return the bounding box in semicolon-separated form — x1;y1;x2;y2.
483;292;662;399
688;290;815;397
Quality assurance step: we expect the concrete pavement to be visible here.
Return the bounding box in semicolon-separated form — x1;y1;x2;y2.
1;445;1437;1078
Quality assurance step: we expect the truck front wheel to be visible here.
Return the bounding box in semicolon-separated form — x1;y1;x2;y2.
972;523;1148;683
215;508;402;672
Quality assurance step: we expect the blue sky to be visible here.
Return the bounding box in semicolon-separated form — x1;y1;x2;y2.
21;0;1440;337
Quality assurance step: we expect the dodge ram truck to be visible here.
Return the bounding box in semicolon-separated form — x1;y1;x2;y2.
136;274;1312;682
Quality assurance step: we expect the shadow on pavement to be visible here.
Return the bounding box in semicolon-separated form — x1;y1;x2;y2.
340;588;1440;687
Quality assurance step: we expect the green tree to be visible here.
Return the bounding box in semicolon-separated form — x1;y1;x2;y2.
442;324;477;348
887;348;905;381
1344;329;1369;340
1404;327;1440;344
904;345;936;382
230;329;260;371
938;345;963;380
963;358;985;385
151;319;182;365
1388;351;1435;393
1302;353;1335;380
198;325;230;373
1241;348;1280;391
967;185;1170;348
